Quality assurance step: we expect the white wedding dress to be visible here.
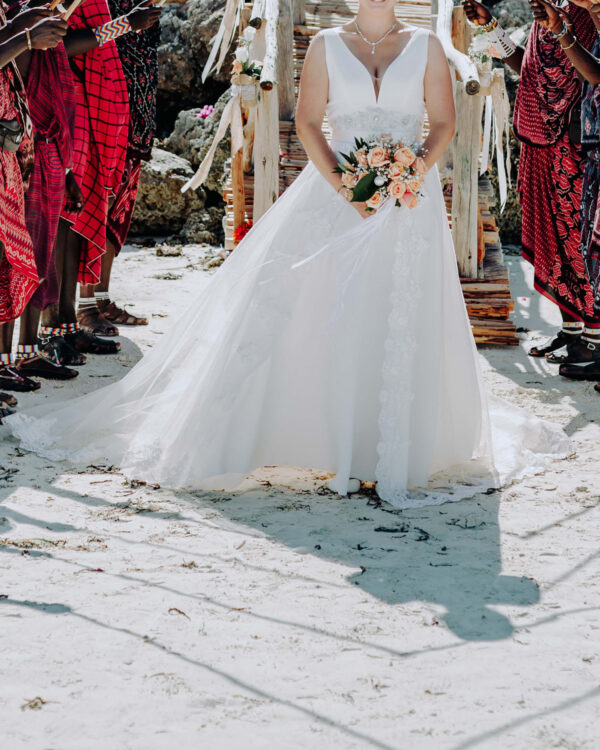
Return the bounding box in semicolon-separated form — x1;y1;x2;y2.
6;27;570;508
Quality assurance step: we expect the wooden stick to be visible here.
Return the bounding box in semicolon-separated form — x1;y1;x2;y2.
436;0;480;95
260;0;279;90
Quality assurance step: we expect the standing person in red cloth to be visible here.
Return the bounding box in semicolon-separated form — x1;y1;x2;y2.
0;6;69;394
8;33;85;382
78;0;161;333
41;0;128;356
463;0;596;362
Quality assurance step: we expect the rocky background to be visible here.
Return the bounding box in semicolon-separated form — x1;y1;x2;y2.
131;0;532;247
131;0;232;246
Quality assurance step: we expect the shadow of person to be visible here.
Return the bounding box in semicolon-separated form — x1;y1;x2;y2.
189;484;540;643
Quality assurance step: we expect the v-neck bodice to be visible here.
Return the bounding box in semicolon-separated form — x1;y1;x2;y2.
323;25;429;151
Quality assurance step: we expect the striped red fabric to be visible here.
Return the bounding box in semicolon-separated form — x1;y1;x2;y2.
61;0;129;285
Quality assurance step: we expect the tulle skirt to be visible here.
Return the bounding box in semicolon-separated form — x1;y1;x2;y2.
6;163;570;508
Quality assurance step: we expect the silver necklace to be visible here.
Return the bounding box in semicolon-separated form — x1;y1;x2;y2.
354;19;398;55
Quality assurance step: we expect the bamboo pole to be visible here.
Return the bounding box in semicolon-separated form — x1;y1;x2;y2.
253;87;280;220
277;0;295;120
249;0;266;28
231;147;246;241
260;0;279;90
452;81;480;278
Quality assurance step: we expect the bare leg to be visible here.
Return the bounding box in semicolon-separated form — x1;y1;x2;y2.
77;241;119;336
19;303;41;346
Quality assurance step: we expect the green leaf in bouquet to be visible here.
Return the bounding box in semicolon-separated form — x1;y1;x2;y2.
352;171;378;202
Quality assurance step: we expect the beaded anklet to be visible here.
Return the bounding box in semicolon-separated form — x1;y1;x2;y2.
16;344;38;361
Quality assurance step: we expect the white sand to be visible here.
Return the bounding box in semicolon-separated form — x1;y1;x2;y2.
1;244;599;749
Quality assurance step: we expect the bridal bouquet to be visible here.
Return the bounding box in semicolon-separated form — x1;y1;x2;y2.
334;136;427;212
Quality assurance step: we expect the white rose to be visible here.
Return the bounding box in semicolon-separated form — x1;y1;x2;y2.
235;46;249;63
243;26;256;42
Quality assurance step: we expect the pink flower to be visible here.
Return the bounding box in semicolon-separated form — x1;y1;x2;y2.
414;156;427;175
232;60;243;74
356;149;368;166
367;146;390;168
393;146;416;167
341;171;358;188
389;163;405;180
389;181;407;200
366;190;385;209
401;191;419;209
407;179;423;193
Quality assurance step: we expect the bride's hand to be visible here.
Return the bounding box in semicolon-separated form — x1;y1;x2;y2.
352;202;374;219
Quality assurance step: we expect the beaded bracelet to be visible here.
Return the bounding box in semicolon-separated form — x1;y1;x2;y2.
485;25;517;59
479;17;498;33
93;16;132;47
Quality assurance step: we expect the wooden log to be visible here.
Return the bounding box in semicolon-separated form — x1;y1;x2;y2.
278;0;296;120
232;148;246;243
250;0;266;28
452;81;480;278
436;0;480;94
293;0;306;24
253;87;280;220
260;0;280;89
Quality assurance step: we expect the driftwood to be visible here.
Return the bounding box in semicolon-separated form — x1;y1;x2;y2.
260;0;279;90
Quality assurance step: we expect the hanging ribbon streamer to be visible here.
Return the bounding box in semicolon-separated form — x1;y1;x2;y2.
181;88;245;194
477;68;511;211
202;0;242;83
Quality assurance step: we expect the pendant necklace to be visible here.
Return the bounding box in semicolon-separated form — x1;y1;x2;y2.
354;19;398;55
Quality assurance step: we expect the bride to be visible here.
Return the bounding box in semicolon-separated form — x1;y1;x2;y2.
6;0;570;508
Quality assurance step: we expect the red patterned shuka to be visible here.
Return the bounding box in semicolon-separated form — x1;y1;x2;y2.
514;7;597;321
0;53;38;321
26;46;76;311
62;0;129;285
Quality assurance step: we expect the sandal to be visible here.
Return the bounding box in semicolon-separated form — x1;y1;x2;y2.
0;366;41;392
38;334;87;367
18;356;78;381
97;299;148;326
0;392;18;408
64;329;121;355
77;306;120;337
547;337;600;365
529;329;580;358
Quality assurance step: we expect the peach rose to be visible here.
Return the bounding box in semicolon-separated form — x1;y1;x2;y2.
356;149;368;166
401;191;419;209
366;190;385;210
341;171;358;188
339;186;353;202
367;146;390;168
407;179;423;193
389;163;405;180
393;146;416;167
414;156;427;175
389;181;406;200
232;60;243;74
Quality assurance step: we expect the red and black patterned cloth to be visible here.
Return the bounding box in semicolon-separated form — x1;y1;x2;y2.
26;46;76;311
62;0;129;285
514;8;597;322
0;68;38;322
106;0;160;253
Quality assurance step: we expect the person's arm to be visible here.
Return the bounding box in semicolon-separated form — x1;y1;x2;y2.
531;0;600;84
0;7;55;45
295;33;340;192
422;33;456;170
0;16;67;68
462;0;525;74
63;4;162;57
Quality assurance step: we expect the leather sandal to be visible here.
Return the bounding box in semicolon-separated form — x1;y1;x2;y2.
77;306;119;337
548;337;600;365
559;360;600;381
529;329;580;358
0;367;41;392
18;356;78;381
38;334;87;367
0;392;18;408
65;329;120;355
97;299;148;326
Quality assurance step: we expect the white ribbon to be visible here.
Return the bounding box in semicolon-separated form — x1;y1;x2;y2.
181;92;245;194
